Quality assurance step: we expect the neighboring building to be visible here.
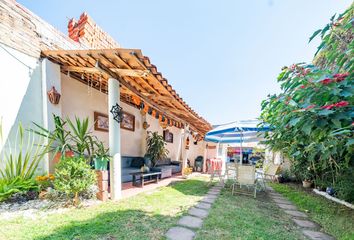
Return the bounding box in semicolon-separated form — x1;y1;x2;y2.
0;0;211;198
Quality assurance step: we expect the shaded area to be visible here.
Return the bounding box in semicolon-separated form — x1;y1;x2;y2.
195;188;305;240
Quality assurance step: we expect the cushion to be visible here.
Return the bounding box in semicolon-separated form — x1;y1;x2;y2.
171;161;181;166
157;158;171;166
130;158;144;168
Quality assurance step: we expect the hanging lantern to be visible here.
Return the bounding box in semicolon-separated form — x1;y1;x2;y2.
47;86;61;105
110;103;123;123
148;107;153;115
143;121;150;130
185;136;190;150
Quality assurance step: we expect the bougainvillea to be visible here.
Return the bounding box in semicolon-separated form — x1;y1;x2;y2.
260;5;353;202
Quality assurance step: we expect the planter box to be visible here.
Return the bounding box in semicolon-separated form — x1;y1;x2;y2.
98;180;108;191
96;170;109;181
96;191;108;201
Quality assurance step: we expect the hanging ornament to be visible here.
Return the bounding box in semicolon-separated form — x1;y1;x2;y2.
47;86;61;105
148;107;153;115
110;103;123;123
185;136;190;150
143;121;150;130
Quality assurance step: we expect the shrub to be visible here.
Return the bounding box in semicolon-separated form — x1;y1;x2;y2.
53;157;96;205
0;177;39;202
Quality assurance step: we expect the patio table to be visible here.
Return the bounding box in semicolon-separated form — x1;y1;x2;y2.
129;171;161;188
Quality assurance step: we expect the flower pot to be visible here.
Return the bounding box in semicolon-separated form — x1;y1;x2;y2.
302;180;312;188
94;157;109;171
52;151;74;166
140;165;150;173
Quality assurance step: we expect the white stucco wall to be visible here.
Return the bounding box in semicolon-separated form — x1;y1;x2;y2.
0;44;46;173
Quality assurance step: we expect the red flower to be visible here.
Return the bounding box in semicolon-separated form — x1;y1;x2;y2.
320;78;333;85
334;101;349;108
300;85;306;89
333;73;349;82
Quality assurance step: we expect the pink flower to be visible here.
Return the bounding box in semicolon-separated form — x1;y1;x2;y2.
304;105;316;110
300;85;306;89
321;104;334;110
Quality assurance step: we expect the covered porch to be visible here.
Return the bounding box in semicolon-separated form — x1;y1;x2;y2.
40;48;212;200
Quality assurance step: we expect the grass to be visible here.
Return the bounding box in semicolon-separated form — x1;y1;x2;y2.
271;183;354;240
0;177;210;240
195;185;305;240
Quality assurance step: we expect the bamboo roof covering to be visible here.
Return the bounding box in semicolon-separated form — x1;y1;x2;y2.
41;48;212;137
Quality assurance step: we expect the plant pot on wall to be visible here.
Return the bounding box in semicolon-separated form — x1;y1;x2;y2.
52;150;74;166
302;180;312;188
94;157;109;171
47;86;61;104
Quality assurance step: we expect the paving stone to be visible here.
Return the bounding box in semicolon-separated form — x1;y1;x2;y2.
266;186;274;191
269;192;282;197
273;198;292;205
271;196;287;201
292;219;319;228
178;215;203;229
188;207;209;219
302;230;334;240
284;210;308;218
207;191;219;196
195;202;212;210
276;203;297;210
201;197;215;204
166;226;195;240
205;194;218;199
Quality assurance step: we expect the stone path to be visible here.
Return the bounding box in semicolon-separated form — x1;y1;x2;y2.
267;187;335;240
165;183;223;240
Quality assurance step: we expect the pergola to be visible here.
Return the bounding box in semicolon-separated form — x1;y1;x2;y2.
41;49;211;137
41;48;212;199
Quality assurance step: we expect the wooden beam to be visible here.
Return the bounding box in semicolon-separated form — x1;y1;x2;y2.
62;66;149;77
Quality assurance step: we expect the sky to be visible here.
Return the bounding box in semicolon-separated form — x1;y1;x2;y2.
18;0;352;125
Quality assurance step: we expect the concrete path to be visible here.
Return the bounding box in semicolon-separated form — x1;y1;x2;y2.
267;187;335;240
165;183;223;240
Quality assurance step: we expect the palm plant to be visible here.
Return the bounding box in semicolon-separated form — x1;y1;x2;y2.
146;131;169;167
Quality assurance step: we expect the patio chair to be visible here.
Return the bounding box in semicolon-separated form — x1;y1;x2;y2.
257;163;281;191
231;165;257;198
207;159;224;185
225;162;237;180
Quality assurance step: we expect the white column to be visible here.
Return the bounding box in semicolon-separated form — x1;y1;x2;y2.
182;125;189;172
108;78;121;200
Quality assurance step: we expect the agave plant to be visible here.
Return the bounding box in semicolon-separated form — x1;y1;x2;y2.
0;123;50;181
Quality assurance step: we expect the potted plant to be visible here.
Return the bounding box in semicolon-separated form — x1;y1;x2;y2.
146;131;169;167
93;141;110;171
301;168;313;188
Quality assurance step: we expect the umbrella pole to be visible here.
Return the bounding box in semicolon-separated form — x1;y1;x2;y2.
240;131;243;165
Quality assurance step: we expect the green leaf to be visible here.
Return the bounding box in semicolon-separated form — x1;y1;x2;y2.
318;109;334;116
331;119;341;128
309;29;322;43
289;117;301;126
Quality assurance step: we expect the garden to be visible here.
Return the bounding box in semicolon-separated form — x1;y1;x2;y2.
260;4;353;204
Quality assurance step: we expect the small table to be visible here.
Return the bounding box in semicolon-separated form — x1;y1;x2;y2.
129;171;162;188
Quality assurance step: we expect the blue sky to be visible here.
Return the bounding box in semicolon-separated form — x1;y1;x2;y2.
19;0;352;124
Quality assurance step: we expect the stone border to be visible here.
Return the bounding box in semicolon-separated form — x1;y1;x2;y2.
268;187;334;240
313;189;354;209
165;183;224;240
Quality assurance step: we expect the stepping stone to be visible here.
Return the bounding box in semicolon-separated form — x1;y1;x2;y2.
195;202;212;210
276;203;297;210
271;196;287;201
205;194;218;199
302;230;334;240
292;219;319;228
188;207;209;219
207;191;219;196
266;186;274;191
201;197;215;204
284;210;308;218
273;198;292;205
269;192;282;197
178;215;203;229
166;226;195;240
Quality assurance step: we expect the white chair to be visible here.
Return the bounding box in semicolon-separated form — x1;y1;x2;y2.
232;165;257;198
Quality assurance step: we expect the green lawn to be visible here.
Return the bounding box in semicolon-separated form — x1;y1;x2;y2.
0;178;210;240
271;183;354;240
195;187;305;240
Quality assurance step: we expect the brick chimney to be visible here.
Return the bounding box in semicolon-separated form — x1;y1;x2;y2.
68;12;121;49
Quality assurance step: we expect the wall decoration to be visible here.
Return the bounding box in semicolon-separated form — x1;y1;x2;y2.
143;121;150;130
163;130;173;143
121;111;135;131
185;136;190;149
94;112;109;132
110;103;123;123
47;86;61;104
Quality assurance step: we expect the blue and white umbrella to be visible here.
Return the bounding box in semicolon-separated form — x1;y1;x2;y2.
204;119;270;163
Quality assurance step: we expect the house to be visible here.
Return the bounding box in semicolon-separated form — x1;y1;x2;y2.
0;0;212;199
